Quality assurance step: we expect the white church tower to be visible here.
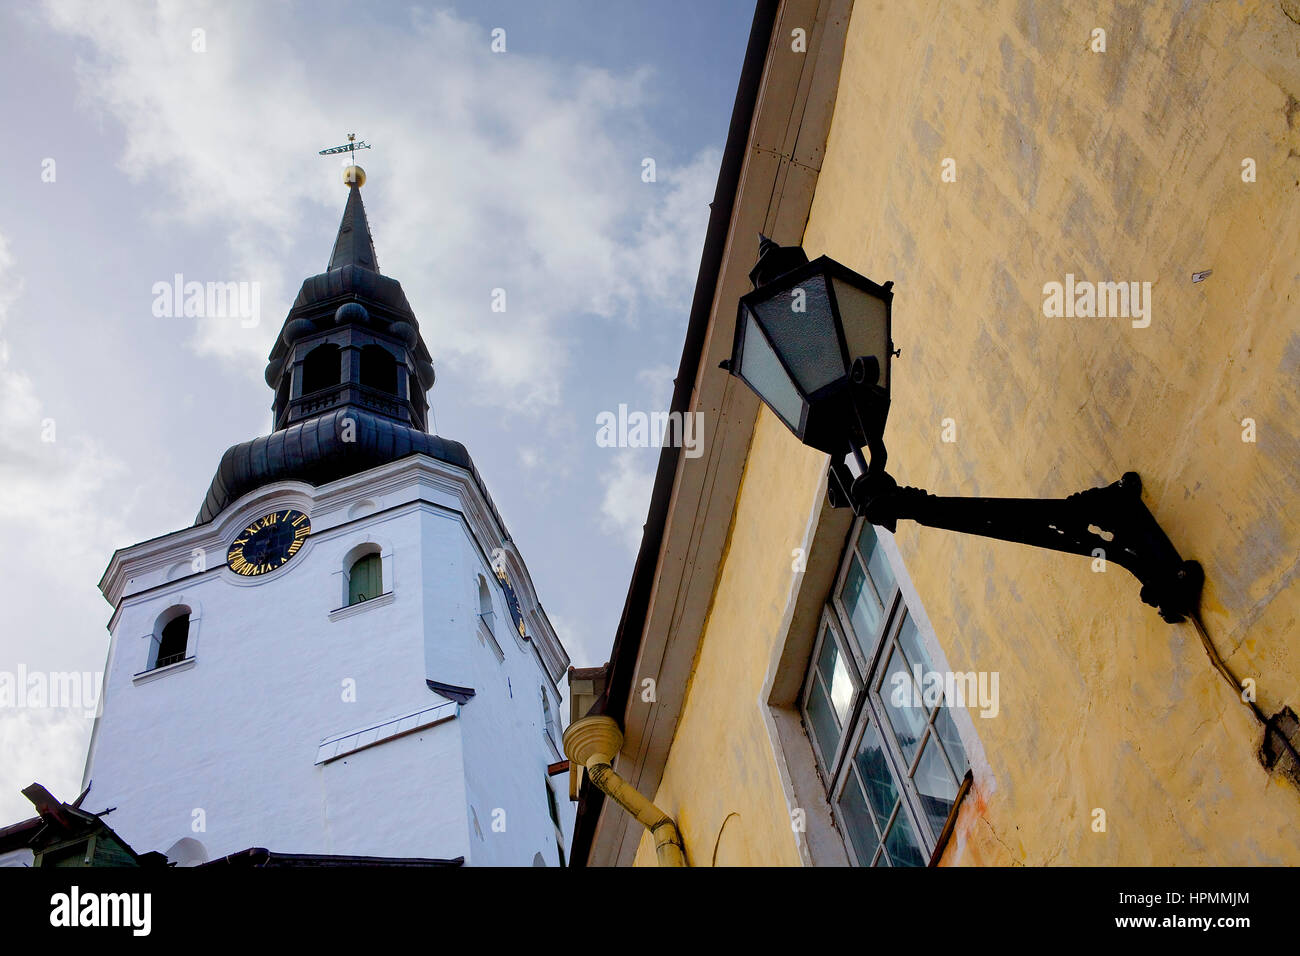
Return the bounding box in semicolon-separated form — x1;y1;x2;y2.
80;164;572;867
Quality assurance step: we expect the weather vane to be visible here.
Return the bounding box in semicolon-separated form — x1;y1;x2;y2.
318;132;371;162
319;133;372;186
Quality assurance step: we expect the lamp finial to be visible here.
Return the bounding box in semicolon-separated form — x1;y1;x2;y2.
749;236;809;289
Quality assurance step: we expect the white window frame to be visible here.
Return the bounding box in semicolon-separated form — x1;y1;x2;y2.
799;608;863;776
802;518;972;866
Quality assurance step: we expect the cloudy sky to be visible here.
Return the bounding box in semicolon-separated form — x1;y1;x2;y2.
0;0;752;824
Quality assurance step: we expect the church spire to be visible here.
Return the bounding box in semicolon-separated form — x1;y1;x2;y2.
327;166;380;273
259;159;436;437
196;157;446;524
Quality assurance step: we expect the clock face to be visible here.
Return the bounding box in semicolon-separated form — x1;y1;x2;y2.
227;509;310;576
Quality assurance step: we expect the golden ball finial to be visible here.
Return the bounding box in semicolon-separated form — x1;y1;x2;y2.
343;165;366;187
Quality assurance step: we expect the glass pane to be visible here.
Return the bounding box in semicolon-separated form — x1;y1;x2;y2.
840;555;883;656
833;275;890;390
858;523;897;602
805;677;840;766
737;310;804;431
880;647;928;765
815;630;837;681
882;806;926;867
751;274;844;395
816;629;854;726
935;706;969;775
853;721;899;826
895;612;934;678
835;768;881;866
913;733;960;839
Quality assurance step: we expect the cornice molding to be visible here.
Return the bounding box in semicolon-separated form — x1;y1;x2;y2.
99;453;570;682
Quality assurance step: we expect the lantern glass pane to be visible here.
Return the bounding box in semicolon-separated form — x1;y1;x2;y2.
750;274;845;395
737;309;804;431
832;277;890;389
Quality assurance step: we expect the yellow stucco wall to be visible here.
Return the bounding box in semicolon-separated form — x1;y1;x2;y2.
636;0;1299;865
798;0;1300;863
632;410;827;866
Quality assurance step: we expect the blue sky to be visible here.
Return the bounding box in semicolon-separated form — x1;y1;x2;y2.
0;0;754;824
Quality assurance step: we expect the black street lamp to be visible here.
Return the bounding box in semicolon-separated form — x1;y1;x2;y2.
721;237;1203;624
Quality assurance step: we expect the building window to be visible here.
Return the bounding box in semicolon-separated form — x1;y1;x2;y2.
801;519;970;866
359;344;397;394
347;552;382;605
546;781;560;827
301;343;341;394
474;576;504;662
155;611;189;668
478;575;495;633
541;688;560;746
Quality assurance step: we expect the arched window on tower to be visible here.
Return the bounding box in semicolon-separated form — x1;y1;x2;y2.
302;343;341;395
347;552;382;606
478;575;495;635
359;344;397;394
541;687;559;747
155;611;190;668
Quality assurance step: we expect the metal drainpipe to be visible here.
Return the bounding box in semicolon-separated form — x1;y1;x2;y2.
562;715;686;867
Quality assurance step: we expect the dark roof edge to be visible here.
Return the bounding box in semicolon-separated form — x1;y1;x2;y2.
200;847;465;867
568;0;779;867
426;679;476;704
0;816;40;853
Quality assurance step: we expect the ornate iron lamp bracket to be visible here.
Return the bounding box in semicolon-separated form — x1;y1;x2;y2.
828;459;1203;625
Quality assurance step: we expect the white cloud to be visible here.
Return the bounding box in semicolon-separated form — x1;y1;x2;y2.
43;1;718;410
617;148;721;313
542;610;588;672
0;232;127;822
635;363;677;410
598;451;656;552
0;233;18;329
0;235;127;563
0;709;92;826
593;359;687;552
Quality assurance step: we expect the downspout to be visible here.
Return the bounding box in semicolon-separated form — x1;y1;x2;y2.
562;716;685;867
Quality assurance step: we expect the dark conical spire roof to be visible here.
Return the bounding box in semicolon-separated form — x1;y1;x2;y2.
328;182;380;273
194;161;482;527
